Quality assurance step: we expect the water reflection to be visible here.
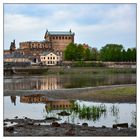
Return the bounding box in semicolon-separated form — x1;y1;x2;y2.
4;74;136;90
10;96;16;106
110;105;120;124
4;95;136;127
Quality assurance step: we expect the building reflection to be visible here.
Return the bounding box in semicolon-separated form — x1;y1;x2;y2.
5;76;62;90
19;94;72;110
10;96;16;106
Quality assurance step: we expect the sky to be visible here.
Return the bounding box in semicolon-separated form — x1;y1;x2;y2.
4;3;136;50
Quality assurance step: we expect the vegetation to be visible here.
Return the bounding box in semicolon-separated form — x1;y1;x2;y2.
70;102;107;121
96;86;136;96
64;43;136;62
100;44;136;62
64;43;99;61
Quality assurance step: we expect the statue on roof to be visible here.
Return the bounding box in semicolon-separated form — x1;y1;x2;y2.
10;40;16;51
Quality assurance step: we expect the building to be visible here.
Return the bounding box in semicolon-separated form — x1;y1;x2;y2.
4;52;31;63
19;29;75;58
4;29;75;63
20;95;73;110
40;52;61;65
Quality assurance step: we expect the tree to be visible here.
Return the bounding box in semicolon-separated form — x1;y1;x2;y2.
91;48;99;61
64;43;77;60
76;44;85;60
99;44;124;61
126;48;136;62
84;48;91;60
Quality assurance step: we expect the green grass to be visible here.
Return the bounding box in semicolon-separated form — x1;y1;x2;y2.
96;86;136;96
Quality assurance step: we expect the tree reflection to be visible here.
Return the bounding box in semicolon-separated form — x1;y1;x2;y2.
110;105;120;123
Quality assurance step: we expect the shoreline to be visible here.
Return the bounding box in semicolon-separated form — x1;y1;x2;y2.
4;84;136;103
4;118;136;136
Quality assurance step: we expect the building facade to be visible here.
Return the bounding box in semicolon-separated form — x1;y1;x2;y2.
19;29;75;57
40;52;61;65
4;29;77;65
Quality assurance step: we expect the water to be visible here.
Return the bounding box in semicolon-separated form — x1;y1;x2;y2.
4;74;136;90
4;74;136;127
4;96;136;127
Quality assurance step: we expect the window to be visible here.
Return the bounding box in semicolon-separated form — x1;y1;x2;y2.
44;57;45;59
69;36;71;39
53;37;55;39
53;57;55;59
59;36;61;39
48;57;49;59
62;36;64;39
50;57;52;59
57;57;58;59
65;36;67;39
48;61;49;64
56;37;58;39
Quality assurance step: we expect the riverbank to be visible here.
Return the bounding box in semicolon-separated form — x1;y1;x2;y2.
4;66;136;75
4;118;136;136
4;84;136;103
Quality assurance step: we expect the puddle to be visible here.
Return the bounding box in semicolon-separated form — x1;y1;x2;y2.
4;96;136;127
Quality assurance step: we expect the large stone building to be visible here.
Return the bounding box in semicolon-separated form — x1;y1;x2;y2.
19;29;75;57
4;29;75;63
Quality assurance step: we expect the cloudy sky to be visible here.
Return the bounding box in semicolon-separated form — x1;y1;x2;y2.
4;3;136;50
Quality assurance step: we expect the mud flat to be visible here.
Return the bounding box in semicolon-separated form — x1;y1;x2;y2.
4;84;136;103
4;118;136;136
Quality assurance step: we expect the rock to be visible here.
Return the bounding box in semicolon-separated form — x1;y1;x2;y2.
102;125;106;128
4;123;7;126
82;123;88;127
4;127;14;132
131;124;136;128
52;122;60;127
113;123;128;128
65;128;75;136
58;111;71;116
45;117;60;121
27;122;34;125
14;116;18;119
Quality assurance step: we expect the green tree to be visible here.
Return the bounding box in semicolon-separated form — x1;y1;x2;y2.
100;44;124;61
64;43;77;60
85;48;91;60
121;49;127;61
126;48;136;62
91;48;99;61
76;44;85;60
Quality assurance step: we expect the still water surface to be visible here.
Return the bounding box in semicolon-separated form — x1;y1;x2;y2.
4;74;136;90
4;96;136;127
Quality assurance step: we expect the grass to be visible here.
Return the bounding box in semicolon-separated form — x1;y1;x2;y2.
96;86;136;96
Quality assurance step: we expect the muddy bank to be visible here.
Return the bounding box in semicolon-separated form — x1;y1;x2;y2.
4;84;136;103
4;118;136;136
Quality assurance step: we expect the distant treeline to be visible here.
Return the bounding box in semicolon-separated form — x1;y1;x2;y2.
64;43;136;62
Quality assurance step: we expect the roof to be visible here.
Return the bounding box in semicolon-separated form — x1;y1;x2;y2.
41;51;58;56
4;52;30;59
45;29;75;36
47;31;75;36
